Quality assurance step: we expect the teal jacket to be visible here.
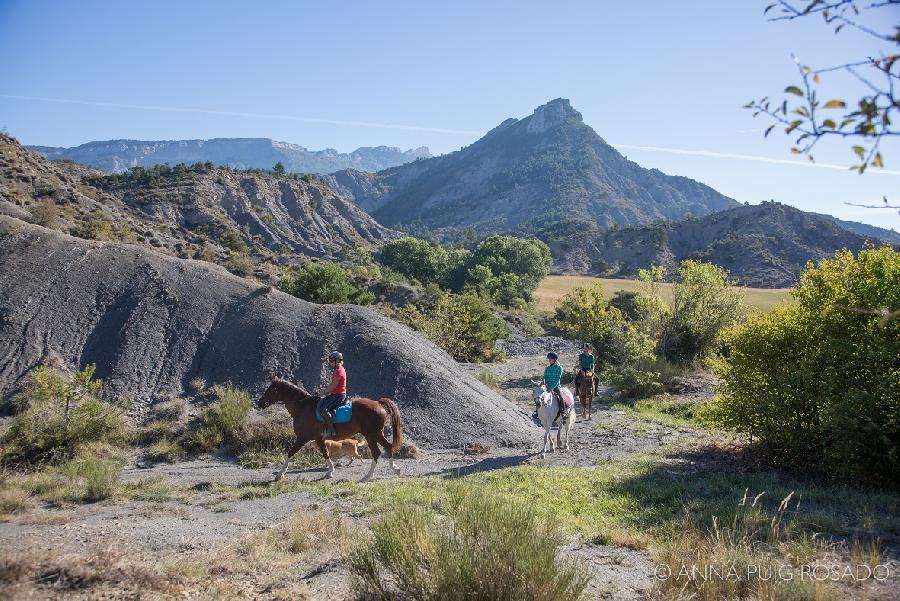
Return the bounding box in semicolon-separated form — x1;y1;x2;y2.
578;352;596;370
543;363;563;389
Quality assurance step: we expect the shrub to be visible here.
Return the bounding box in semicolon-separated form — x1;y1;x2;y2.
522;315;544;338
188;384;252;453
1;365;127;467
219;230;248;254
659;260;744;362
278;262;374;305
226;253;253;276
349;483;588;600
151;398;186;422
233;409;296;467
401;293;508;362
475;371;500;390
63;443;124;502
29;198;58;227
145;437;185;463
711;247;899;485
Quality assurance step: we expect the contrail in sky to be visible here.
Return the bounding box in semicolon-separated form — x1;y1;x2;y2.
0;94;484;136
4;93;899;175
609;143;900;176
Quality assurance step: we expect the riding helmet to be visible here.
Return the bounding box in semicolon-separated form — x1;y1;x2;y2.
329;351;343;361
547;352;558;360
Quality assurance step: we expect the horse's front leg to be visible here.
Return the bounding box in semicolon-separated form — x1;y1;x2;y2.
540;416;552;459
315;439;335;478
275;437;306;482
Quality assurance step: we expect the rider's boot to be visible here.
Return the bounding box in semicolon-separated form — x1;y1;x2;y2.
322;412;336;438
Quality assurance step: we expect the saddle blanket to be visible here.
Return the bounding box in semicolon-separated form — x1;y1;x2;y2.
315;399;353;424
560;387;575;408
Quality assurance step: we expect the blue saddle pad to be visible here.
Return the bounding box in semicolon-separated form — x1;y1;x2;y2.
315;400;353;424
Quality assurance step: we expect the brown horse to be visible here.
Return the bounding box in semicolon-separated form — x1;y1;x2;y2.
256;375;402;482
575;369;597;420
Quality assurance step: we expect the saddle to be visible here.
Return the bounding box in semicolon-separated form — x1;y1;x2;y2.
315;398;353;424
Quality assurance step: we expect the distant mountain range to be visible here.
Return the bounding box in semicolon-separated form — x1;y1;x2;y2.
328;98;739;235
29;138;431;175
537;202;887;287
815;213;900;244
1;134;394;272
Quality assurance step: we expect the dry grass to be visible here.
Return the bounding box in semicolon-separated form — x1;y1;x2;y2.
535;275;792;312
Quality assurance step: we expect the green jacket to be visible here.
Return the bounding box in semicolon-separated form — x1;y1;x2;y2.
543;363;563;388
578;352;596;370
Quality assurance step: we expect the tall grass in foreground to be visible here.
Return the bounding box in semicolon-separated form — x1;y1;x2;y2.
349;483;589;601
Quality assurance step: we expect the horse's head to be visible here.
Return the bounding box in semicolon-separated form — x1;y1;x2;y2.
530;380;550;406
256;375;282;409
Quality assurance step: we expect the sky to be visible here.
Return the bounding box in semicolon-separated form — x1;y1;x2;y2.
1;0;898;229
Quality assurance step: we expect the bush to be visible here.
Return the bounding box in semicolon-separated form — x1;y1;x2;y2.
659;260;744;362
145;437;185;463
219;230;248;254
1;365;127;467
63;443;124;501
188;384;252;453
349;483;588;600
379;237;449;285
29;198;58;227
401;293;508;362
711;247;899;485
522;315;544;338
278;261;374;305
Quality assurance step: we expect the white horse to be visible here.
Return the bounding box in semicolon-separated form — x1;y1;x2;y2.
531;381;576;459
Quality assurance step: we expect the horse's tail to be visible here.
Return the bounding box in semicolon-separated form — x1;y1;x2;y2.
378;397;402;455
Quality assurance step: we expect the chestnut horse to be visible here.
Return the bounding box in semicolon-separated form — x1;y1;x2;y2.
256;376;402;482
575;369;597;420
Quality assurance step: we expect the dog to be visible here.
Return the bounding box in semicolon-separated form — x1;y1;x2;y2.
324;438;367;466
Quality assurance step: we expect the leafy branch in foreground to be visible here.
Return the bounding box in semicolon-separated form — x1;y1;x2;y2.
745;0;899;173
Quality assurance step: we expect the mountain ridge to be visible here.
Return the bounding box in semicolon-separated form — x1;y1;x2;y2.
329;98;740;235
29;137;431;175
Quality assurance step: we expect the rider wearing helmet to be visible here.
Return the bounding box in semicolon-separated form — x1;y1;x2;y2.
532;352;565;421
575;343;598;396
317;351;347;437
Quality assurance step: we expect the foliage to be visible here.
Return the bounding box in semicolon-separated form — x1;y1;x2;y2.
659;260;745;363
522;315;545;337
219;229;248;254
745;1;899;173
401;292;508;362
553;283;660;396
1;365;127;467
273;161;286;174
84;161;214;189
63;442;124;501
278;261;374;305
378;235;551;307
348;482;589;601
712;247;900;485
379;237;449;285
188;384;252;453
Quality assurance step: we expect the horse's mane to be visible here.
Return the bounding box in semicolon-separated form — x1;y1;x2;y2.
272;377;312;399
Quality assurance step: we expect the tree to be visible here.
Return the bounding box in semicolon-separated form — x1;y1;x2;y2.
745;1;899;175
712;246;899;484
659;261;745;362
278;262;374;305
273;162;286;174
379;237;449;285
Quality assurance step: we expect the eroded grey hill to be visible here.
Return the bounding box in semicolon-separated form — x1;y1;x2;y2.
0;217;537;449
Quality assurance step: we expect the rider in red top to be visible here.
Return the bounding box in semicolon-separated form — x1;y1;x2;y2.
317;351;348;437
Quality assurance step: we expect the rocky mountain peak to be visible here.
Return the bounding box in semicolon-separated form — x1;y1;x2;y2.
526;98;582;133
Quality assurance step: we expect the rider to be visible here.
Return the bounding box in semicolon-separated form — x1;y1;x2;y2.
544;350;563;404
574;343;598;396
316;351;348;438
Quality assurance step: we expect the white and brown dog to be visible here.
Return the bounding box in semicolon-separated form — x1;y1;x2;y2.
324;438;367;466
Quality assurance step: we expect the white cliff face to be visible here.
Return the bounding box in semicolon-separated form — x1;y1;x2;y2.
526;98;581;133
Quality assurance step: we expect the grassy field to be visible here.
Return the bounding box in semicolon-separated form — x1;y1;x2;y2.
535;275;793;312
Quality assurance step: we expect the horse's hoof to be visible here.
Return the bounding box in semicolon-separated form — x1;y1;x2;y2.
540;453;546;459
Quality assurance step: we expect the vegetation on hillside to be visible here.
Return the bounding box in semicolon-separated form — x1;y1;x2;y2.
553;260;745;397
379;235;552;308
278;261;375;305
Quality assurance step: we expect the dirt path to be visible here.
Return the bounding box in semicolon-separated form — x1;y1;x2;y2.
0;353;718;600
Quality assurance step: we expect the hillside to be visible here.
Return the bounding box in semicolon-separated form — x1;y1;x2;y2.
328;98;739;235
816;212;900;244
30;137;431;174
0;134;396;276
0;216;536;449
538;202;881;287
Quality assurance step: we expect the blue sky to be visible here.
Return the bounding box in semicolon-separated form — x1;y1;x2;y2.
1;0;898;229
